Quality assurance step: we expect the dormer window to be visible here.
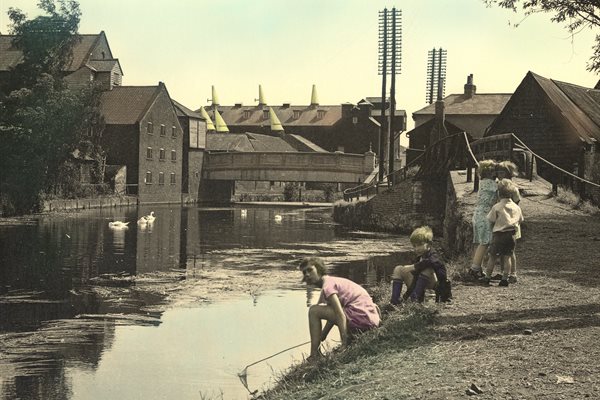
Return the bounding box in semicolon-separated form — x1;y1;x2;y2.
317;110;325;119
293;110;301;119
101;51;106;59
243;110;252;119
263;110;269;120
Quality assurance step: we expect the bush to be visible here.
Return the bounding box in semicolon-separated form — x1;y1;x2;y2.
283;183;300;202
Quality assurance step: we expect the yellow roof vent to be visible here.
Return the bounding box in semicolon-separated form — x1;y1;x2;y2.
269;107;284;131
310;84;319;106
211;85;220;106
214;110;229;132
256;84;266;106
199;106;215;131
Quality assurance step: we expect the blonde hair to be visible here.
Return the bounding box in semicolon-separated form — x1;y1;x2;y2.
497;178;517;199
478;159;497;179
497;161;518;179
410;226;433;246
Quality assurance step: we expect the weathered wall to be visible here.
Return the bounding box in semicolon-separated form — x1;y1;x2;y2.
184;150;205;203
442;172;475;257
333;177;446;235
583;147;600;204
43;196;138;212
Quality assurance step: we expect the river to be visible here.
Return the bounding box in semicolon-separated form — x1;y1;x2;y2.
0;204;413;399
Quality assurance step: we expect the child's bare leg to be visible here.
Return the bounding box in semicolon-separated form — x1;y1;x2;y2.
308;304;337;357
409;268;438;302
390;265;414;304
471;244;488;271
501;256;510;280
509;252;517;276
484;252;497;278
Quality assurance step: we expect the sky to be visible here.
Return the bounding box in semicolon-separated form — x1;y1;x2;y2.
2;0;599;141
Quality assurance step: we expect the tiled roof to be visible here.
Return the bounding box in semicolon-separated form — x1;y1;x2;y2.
206;105;343;127
413;93;511;116
86;59;122;73
550;78;600;141
173;99;203;119
406;118;465;140
100;86;159;125
206;132;297;152
0;33;102;71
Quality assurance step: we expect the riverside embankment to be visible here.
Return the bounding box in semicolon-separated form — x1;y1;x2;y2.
262;172;600;399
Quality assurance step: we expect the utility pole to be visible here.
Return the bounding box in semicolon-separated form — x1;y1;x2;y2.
426;48;447;104
377;9;388;182
388;8;401;184
378;7;402;184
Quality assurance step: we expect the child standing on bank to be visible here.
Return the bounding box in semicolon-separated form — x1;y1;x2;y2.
483;179;524;287
496;161;521;283
469;160;498;278
390;226;450;304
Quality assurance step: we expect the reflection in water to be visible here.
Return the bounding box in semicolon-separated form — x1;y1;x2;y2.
0;205;413;399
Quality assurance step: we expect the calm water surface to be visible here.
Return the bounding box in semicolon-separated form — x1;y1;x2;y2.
0;205;413;399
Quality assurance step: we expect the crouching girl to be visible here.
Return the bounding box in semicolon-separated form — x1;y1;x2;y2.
300;257;380;359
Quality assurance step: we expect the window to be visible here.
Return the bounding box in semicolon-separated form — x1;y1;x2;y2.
170;173;176;185
145;171;153;184
147;122;154;134
263;110;269;120
158;172;165;185
352;116;358;125
317;110;325;119
171;125;177;138
243;110;252;119
146;147;153;159
160;124;166;137
293;110;301;119
159;148;165;161
171;150;177;161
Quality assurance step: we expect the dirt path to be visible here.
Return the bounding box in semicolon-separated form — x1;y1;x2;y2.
263;194;600;399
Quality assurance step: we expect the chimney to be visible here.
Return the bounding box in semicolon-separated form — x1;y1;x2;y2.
464;74;476;98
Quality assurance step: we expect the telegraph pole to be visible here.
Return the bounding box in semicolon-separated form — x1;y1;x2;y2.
388;8;401;184
377;9;388;182
426;48;447;104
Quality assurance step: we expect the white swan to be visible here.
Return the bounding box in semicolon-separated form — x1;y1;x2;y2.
240;209;247;217
109;221;130;229
138;211;156;224
274;214;283;222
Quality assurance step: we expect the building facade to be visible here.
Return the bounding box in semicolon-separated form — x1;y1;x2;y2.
100;83;183;203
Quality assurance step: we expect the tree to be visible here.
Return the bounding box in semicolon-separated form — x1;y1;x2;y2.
483;1;600;73
0;0;104;215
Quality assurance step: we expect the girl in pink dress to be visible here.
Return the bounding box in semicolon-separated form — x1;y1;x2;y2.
300;257;380;359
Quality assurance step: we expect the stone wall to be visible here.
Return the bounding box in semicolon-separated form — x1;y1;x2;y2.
43;196;138;212
333;177;446;235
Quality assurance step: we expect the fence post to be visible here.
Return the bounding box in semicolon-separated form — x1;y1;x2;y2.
466;165;472;183
529;155;535;181
474;174;480;192
552;170;559;196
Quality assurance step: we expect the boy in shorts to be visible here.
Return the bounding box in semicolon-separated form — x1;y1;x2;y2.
483;179;524;287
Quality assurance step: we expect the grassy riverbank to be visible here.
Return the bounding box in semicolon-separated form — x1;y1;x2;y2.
260;193;600;399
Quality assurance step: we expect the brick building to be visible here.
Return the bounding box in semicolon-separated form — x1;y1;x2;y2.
201;85;407;158
408;74;511;163
173;100;207;203
486;71;600;201
99;83;183;203
0;31;123;92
